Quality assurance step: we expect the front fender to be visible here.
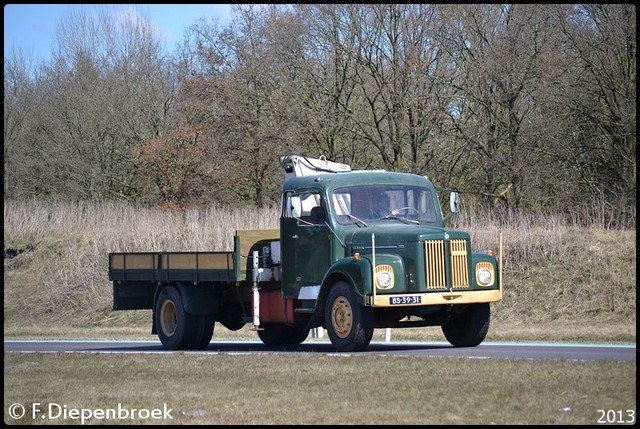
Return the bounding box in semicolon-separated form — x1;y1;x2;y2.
471;253;500;289
321;256;373;304
305;257;372;330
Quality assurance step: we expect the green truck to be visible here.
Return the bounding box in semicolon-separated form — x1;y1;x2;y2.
109;154;503;352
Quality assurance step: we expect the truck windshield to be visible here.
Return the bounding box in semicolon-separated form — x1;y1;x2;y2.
331;185;438;224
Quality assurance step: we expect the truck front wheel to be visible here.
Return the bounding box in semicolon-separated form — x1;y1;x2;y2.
325;281;374;352
441;303;490;347
155;286;197;350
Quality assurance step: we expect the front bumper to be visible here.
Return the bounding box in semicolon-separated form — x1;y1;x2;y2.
368;289;502;307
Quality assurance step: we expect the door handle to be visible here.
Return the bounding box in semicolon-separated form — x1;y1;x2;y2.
292;234;299;239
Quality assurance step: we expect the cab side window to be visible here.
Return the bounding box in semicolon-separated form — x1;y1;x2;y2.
284;191;324;225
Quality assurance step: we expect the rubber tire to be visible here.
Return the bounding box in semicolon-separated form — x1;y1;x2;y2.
217;302;245;331
257;324;287;346
155;286;197;350
324;281;374;352
441;303;490;347
257;324;310;346
288;326;310;345
189;315;214;350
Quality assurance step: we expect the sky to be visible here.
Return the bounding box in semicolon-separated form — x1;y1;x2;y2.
4;4;233;64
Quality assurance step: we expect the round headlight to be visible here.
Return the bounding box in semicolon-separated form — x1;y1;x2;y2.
376;270;393;289
477;267;493;286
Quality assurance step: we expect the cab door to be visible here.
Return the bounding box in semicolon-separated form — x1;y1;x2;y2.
280;191;331;299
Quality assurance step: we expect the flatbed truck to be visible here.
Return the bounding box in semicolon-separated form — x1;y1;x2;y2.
109;154;502;352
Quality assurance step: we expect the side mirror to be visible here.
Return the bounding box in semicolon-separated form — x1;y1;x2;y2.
450;191;461;213
290;196;302;218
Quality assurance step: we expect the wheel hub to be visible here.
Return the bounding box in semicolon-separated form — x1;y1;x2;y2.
331;297;352;338
160;300;177;336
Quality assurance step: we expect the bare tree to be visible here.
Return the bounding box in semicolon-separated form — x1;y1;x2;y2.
554;4;636;224
4;3;635;226
179;4;296;206
136;124;213;207
437;4;558;211
307;4;451;174
3;48;40;196
10;5;175;200
277;4;362;164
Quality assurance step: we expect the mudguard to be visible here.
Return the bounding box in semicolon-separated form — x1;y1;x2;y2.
152;282;221;316
321;256;373;304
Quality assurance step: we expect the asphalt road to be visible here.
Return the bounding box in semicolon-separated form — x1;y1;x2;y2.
4;339;636;361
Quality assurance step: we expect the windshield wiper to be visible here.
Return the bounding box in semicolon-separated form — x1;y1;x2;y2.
381;216;420;225
346;213;368;227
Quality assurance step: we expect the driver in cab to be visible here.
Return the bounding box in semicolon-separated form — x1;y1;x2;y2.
373;193;399;219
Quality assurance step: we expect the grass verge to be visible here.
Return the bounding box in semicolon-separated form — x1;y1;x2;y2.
4;352;636;425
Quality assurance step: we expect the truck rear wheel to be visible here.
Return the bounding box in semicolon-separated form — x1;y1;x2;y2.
189;315;214;349
441;303;490;347
216;302;245;331
258;324;310;346
325;281;374;352
155;286;197;350
288;326;310;344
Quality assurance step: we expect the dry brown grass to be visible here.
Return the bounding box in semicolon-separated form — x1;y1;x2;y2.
3;198;636;343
